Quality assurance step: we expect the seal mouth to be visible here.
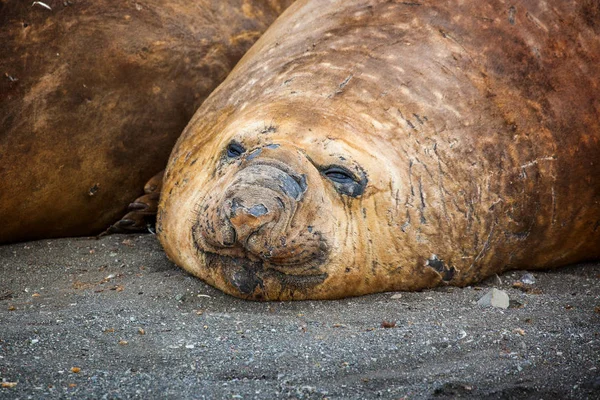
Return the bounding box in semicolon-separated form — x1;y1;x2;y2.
202;251;328;297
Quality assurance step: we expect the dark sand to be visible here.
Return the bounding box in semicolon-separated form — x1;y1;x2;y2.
1;234;599;399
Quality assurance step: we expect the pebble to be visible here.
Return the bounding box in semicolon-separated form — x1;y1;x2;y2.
520;273;536;285
492;274;503;286
477;288;510;309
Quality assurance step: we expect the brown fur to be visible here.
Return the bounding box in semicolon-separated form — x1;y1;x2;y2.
159;0;600;300
0;0;294;243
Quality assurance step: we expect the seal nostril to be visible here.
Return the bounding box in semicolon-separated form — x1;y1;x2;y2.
230;198;243;215
248;204;268;217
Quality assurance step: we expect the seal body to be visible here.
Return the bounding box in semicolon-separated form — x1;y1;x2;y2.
158;0;600;300
0;0;294;243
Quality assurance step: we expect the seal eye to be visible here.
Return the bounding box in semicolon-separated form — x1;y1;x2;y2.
226;142;246;158
321;165;367;197
323;167;355;184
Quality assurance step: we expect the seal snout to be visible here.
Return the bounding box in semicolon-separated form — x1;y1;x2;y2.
191;146;332;298
201;160;307;260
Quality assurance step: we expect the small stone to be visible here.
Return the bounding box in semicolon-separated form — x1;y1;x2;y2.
71;367;81;373
381;320;396;328
492;274;503;286
390;293;403;299
520;273;536;285
513;328;526;336
477;288;510;309
512;281;524;289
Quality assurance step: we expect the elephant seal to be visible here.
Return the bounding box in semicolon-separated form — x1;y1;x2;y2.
158;0;600;300
0;0;294;244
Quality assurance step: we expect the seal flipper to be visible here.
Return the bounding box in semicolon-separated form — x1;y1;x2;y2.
100;171;164;236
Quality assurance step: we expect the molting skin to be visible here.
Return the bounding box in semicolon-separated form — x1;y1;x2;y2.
158;0;600;300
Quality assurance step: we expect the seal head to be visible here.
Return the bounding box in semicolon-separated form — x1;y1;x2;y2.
160;104;388;300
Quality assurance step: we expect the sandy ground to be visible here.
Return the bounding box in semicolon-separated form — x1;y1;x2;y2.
0;233;599;399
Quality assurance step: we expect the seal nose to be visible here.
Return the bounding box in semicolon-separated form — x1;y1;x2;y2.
204;159;308;254
227;198;277;246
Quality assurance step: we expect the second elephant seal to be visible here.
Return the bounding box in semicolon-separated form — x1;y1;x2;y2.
0;0;294;243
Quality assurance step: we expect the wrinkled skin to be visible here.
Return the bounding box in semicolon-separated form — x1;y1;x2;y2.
159;0;600;300
0;0;294;243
